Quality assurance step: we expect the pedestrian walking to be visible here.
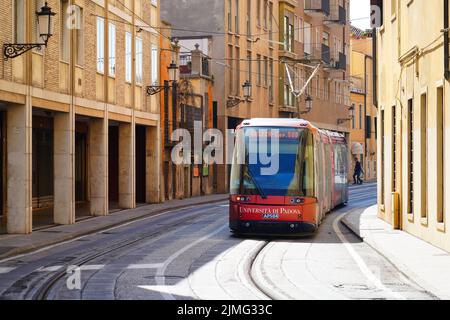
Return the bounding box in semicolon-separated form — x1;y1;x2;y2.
353;159;364;185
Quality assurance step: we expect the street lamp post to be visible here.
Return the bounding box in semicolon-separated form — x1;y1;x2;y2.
3;2;56;60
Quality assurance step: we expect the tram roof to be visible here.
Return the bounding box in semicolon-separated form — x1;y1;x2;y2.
238;118;317;130
237;118;347;142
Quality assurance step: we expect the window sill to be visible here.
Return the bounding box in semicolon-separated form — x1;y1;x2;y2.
437;222;446;233
420;217;428;227
407;213;414;222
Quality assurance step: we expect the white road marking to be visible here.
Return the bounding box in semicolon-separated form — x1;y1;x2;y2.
0;267;15;274
139;224;229;300
37;265;63;272
332;213;406;300
126;263;164;270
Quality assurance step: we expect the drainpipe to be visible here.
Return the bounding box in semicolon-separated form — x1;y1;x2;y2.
445;0;449;80
372;29;378;108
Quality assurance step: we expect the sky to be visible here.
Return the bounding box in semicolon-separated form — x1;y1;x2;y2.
350;0;371;30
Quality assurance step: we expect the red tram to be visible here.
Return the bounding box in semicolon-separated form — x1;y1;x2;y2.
229;119;349;236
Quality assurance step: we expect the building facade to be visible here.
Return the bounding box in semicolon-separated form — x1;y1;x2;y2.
159;26;215;201
349;27;377;182
279;0;352;135
0;0;161;234
161;0;352;193
374;0;450;251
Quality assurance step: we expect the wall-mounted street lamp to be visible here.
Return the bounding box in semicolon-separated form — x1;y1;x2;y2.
147;60;179;95
3;2;56;60
337;104;355;125
300;95;313;115
227;81;252;108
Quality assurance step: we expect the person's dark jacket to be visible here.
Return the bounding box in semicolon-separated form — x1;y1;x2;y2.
354;161;363;175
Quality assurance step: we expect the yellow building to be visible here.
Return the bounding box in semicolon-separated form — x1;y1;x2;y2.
374;0;450;251
349;27;377;182
0;0;161;234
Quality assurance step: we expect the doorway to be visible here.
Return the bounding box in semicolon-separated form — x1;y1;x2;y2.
108;124;119;211
0;112;5;234
75;122;89;218
135;125;147;204
32;115;54;229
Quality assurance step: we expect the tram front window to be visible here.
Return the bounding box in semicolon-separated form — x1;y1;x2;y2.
230;127;315;197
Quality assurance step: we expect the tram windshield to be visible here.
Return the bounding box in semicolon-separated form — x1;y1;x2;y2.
230;127;315;197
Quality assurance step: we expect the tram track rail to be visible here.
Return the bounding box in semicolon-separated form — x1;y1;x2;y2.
0;203;227;300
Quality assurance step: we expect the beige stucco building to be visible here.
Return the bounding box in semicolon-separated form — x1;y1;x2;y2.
349;27;377;182
374;0;450;251
0;0;161;234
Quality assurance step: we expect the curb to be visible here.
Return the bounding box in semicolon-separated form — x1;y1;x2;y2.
340;209;443;300
0;195;229;261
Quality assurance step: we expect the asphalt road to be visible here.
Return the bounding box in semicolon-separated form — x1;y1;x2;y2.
0;183;436;300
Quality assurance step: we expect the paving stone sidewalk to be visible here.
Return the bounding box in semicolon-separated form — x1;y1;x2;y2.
342;205;450;300
0;194;228;261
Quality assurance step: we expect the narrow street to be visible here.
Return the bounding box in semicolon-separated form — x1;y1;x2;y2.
0;183;435;300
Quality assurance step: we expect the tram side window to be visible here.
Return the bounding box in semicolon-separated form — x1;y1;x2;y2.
302;132;315;197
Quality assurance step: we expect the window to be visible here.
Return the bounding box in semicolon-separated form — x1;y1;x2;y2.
136;37;143;84
108;23;116;76
407;99;414;215
269;58;274;103
268;2;273;41
228;0;232;32
75;7;84;66
359;105;363;129
247;51;252;84
299;18;304;43
228;45;234;93
235;0;239;34
351;104;355;129
392;105;397;192
60;0;70;62
391;0;397;17
323;32;330;46
264;56;268;86
96;17;105;73
420;93;427;219
246;0;251;37
264;0;268;28
257;0;261;26
14;0;25;43
437;87;444;223
304;22;312;55
381;110;385;206
125;32;132;83
151;45;158;85
235;47;240;95
257;54;261;85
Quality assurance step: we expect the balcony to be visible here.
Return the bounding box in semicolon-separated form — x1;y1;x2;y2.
325;4;347;26
324;52;346;70
304;0;330;17
302;43;330;64
179;53;211;77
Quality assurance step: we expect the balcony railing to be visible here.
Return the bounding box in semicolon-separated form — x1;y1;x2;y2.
179;53;211;77
304;0;330;17
303;43;330;64
325;4;347;26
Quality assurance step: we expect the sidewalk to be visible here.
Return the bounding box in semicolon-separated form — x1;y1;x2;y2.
342;205;450;300
0;194;228;261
